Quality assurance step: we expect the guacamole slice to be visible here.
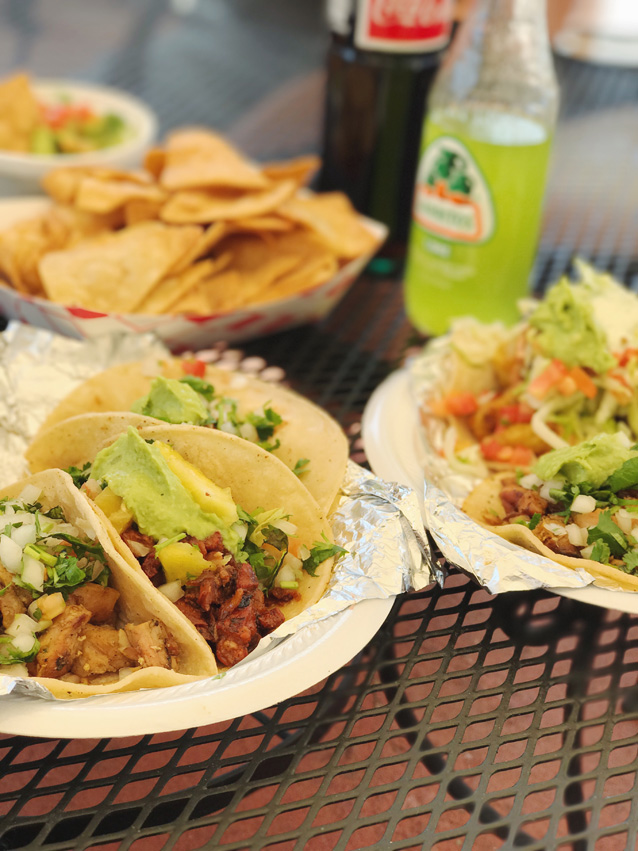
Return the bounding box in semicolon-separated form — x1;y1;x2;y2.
528;277;615;373
91;427;241;553
131;376;209;426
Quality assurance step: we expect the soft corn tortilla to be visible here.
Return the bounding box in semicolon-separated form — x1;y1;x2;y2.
0;469;217;699
28;358;349;514
28;425;337;625
462;474;638;593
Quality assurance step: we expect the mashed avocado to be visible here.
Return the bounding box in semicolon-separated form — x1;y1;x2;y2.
529;278;615;373
534;433;638;488
131;377;209;425
91;427;241;553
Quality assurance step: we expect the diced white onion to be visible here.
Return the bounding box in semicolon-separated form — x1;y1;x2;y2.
128;541;151;558
10;524;37;548
158;580;185;603
0;534;23;573
580;544;595;559
544;522;566;536
21;556;45;592
273;519;298;536
238;422;259;443
571;495;597;514
34;619;52;633
6;613;40;637
520;473;542;491
298;545;310;561
11;512;36;526
566;524;588;547
18;485;41;505
219;421;238;435
615;509;633;534
540;480;565;501
11;633;36;654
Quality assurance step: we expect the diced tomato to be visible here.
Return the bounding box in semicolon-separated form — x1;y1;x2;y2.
569;366;597;399
429;392;478;417
527;359;568;399
529;359;598;400
617;348;638;367
480;439;535;467
40;101;96;129
181;358;206;378
498;402;534;425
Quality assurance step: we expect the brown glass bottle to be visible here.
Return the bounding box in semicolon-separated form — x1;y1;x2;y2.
318;0;454;275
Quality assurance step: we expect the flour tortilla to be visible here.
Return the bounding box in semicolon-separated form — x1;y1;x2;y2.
29;358;349;514
0;469;217;699
462;474;638;593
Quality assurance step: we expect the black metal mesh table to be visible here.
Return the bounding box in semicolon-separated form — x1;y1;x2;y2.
2;2;638;849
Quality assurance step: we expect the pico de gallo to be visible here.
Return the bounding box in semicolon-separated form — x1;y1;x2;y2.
422;261;638;476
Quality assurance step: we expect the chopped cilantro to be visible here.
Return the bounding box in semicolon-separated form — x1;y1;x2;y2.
622;551;638;574
302;534;347;576
0;634;39;664
528;513;541;530
248;406;282;442
293;458;310;477
66;463;92;489
607;457;638;493
587;510;628;558
589;540;611;564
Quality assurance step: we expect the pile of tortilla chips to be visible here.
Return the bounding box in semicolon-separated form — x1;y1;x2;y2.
0;128;381;316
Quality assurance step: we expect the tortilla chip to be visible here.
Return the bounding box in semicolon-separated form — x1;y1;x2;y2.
0;72;40;152
137;254;231;315
160;179;297;224
42;166;153;205
229;215;293;233
279;193;379;260
39;221;202;312
160;128;270;191
143;147;166;180
256;253;338;304
123;197;164;227
262;155;321;187
75;176;166;214
168;221;227;276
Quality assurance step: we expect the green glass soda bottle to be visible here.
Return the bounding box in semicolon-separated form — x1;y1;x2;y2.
404;0;559;336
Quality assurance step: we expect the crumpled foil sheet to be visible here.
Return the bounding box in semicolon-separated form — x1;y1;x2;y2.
0;324;434;699
408;337;614;595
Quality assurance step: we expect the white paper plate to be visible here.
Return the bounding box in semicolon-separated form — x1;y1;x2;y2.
362;368;638;614
0;198;387;351
0;596;393;738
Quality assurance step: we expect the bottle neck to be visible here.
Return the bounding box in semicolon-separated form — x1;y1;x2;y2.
431;0;558;128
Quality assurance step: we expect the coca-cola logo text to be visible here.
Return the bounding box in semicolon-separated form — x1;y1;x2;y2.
368;0;450;29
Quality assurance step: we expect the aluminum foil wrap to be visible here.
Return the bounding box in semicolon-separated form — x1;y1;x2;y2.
0;324;434;699
409;336;619;595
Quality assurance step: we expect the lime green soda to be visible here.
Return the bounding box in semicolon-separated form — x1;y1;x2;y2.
404;106;554;336
402;0;559;336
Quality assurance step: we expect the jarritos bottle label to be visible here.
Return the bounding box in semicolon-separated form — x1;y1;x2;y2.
354;0;454;53
413;135;495;243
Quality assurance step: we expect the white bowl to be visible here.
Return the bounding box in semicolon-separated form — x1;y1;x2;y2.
0;78;158;196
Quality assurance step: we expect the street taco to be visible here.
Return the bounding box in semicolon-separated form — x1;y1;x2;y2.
416;262;638;477
28;356;349;514
462;432;638;592
46;424;343;669
0;469;216;698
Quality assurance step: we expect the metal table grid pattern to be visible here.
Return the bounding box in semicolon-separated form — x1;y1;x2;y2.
0;2;638;849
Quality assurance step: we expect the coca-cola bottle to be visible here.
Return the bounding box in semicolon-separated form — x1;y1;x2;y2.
318;0;454;273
